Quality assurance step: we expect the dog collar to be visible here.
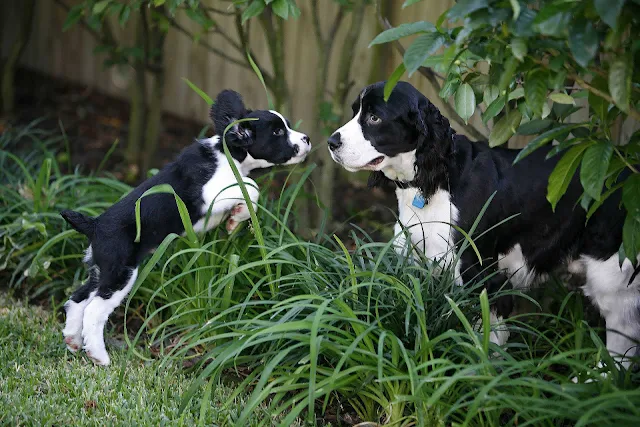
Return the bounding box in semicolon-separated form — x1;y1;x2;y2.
392;180;426;208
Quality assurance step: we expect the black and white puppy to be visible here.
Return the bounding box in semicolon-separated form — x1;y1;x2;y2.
328;81;639;369
60;89;310;365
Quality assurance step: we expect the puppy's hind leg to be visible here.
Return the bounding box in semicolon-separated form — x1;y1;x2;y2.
63;246;99;352
81;266;138;366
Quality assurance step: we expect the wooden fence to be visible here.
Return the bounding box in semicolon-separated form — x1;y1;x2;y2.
1;0;637;145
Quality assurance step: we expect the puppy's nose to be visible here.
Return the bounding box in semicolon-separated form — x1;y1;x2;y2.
328;133;342;151
302;135;310;145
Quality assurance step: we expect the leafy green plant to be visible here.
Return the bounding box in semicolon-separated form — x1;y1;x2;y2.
374;0;640;265
123;189;640;425
0;123;130;299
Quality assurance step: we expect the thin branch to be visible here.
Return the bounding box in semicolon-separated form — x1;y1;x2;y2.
181;5;235;16
326;8;345;53
375;5;486;140
574;77;640;123
197;4;243;51
167;15;251;70
234;11;276;91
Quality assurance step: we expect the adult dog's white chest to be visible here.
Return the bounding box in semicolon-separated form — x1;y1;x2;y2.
394;187;459;268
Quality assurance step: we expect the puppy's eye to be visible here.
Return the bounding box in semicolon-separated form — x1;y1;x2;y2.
367;114;381;125
273;128;285;136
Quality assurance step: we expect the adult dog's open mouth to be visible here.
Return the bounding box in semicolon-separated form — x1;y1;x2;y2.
367;156;384;167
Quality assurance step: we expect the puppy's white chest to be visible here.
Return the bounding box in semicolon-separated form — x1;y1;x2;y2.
396;188;458;262
193;158;259;233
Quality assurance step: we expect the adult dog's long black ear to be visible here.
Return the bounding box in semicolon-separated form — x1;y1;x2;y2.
210;90;252;147
411;94;453;199
368;171;392;189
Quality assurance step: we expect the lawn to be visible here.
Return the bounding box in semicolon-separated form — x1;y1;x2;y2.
0;292;302;426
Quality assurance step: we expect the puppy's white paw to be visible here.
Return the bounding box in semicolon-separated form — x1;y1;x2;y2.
571;361;608;383
63;334;83;353
84;343;110;366
83;332;110;366
226;203;251;233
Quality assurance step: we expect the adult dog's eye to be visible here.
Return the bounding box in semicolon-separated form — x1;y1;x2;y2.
273;128;285;136
367;114;381;125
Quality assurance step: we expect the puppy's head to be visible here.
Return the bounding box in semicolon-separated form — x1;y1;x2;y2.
211;90;310;169
328;81;452;194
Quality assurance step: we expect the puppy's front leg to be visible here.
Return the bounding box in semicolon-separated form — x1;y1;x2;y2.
225;178;259;233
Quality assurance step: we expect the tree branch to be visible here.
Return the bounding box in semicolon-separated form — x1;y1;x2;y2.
375;4;486;141
166;15;254;70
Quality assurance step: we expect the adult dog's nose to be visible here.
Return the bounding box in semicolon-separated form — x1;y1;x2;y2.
328;133;342;151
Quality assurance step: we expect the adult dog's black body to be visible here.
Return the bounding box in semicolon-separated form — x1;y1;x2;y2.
328;81;639;370
60;89;310;365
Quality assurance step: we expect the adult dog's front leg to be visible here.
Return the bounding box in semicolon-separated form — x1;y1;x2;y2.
461;251;513;346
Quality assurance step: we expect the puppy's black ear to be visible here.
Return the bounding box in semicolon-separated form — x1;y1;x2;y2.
411;95;453;199
210;90;253;146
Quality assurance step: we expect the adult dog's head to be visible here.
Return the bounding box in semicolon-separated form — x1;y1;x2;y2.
328;81;454;197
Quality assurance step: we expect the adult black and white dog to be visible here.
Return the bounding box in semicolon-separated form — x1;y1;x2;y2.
60;89;310;365
328;81;639;370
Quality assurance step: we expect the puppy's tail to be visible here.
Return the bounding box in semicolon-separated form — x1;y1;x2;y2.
60;210;96;239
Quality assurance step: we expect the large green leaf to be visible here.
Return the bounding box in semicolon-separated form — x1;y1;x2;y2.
454;83;476;124
623;174;640;217
549;93;575;105
447;0;488;20
403;33;445;76
568;19;599;68
594;0;625;29
588;76;609;123
580;141;613;201
547;143;593;211
483;85;500;107
609;58;631;112
439;74;461;100
369;22;436;46
511;38;527;62
489;110;522;147
525;70;547;117
622;214;640;266
514;124;585;163
498;57;518;92
482;95;505;124
271;0;289;19
384;63;406;102
517;119;553;135
242;0;266;23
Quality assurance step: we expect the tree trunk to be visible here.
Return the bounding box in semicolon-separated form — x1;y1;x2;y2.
314;0;368;227
140;29;166;176
125;14;148;180
260;11;289;114
1;0;36;114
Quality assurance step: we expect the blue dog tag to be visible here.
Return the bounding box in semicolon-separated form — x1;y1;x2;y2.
412;194;426;208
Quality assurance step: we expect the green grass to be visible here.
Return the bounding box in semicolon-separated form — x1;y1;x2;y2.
0;292;303;426
3;122;640;426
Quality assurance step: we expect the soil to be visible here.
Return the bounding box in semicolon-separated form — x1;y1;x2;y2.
3;66;399;242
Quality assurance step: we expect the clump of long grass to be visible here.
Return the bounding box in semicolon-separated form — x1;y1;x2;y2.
119;157;640;425
0;122;130;299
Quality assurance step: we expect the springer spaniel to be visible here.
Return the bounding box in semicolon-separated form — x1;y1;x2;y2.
61;89;310;365
328;81;639;370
